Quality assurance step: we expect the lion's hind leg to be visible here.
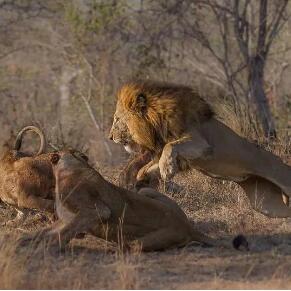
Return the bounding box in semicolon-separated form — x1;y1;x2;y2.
251;149;291;197
239;177;291;218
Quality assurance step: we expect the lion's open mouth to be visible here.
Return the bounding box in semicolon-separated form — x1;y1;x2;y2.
111;137;139;154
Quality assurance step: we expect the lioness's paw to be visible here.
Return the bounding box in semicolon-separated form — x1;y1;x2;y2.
16;234;36;248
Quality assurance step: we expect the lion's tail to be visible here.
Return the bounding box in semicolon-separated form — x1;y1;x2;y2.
14;126;46;156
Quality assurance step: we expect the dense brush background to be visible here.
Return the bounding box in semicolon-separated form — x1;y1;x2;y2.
0;0;290;289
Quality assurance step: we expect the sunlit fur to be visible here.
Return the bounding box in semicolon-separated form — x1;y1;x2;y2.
117;80;213;153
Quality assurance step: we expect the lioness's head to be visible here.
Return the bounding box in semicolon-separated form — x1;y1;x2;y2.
51;150;89;172
109;80;213;154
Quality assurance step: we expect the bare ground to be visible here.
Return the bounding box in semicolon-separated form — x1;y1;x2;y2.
1;161;291;289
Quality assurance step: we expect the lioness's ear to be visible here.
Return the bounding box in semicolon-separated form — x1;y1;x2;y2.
80;153;89;162
51;153;60;165
136;93;147;114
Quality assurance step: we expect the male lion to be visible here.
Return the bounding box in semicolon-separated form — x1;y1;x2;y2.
0;126;55;225
109;81;291;218
19;151;247;252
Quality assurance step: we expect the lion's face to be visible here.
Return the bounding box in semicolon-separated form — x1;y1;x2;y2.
108;102;137;154
109;81;214;155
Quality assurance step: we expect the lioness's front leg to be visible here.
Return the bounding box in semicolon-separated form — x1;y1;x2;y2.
22;217;90;250
18;220;64;247
159;130;212;180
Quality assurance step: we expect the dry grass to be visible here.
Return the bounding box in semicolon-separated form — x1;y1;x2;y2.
0;147;290;289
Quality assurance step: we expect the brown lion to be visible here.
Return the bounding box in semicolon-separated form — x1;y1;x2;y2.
109;80;291;218
19;150;248;252
0;126;56;225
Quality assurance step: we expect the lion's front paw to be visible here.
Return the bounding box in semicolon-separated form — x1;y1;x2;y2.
159;149;178;181
118;169;136;190
135;171;159;191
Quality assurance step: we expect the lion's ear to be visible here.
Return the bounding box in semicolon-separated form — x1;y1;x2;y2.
135;93;147;114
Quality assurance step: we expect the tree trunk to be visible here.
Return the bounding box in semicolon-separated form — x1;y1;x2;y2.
248;55;277;139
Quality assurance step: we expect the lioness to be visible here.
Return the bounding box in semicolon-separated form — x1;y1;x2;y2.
109;81;291;218
0;126;55;224
20;151;247;251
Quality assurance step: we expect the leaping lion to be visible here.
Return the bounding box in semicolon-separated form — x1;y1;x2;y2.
109;80;291;218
